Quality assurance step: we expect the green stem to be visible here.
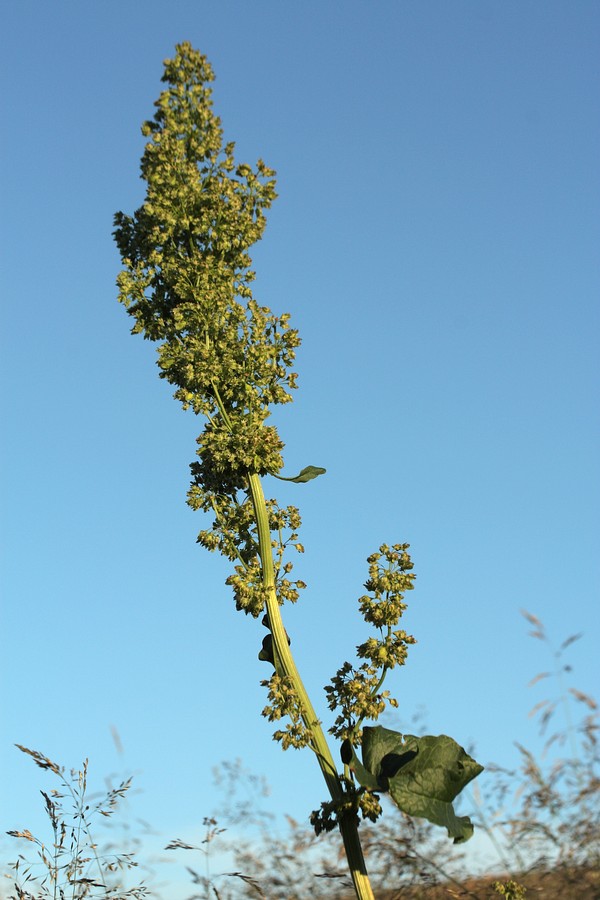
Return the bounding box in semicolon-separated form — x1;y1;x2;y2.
207;378;374;896
355;658;390;738
247;471;375;900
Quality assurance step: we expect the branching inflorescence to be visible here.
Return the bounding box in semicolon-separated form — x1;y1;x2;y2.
114;43;482;900
327;544;417;743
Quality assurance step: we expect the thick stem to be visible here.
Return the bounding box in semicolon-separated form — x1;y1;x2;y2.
247;472;375;900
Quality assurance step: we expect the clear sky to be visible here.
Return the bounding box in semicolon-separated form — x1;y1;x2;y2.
1;0;599;892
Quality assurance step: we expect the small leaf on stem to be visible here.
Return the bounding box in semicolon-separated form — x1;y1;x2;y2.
273;466;326;484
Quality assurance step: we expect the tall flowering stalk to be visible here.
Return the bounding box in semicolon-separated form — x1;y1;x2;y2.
114;43;482;899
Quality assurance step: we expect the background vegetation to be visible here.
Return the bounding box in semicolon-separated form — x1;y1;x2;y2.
4;614;597;899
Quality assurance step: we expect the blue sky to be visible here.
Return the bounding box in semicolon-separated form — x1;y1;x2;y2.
1;0;599;892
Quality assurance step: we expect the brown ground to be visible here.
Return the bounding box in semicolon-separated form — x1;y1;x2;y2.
370;864;600;899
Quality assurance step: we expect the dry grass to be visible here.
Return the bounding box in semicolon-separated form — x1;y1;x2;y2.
369;864;600;899
4;747;150;899
3;614;598;899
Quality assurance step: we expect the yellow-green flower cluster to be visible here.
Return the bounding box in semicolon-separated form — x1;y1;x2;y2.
114;44;298;427
309;780;383;836
226;561;269;617
325;544;417;741
261;674;312;749
114;43;303;616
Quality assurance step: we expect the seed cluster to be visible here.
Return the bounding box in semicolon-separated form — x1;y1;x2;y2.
325;544;417;743
114;43;303;621
261;674;313;750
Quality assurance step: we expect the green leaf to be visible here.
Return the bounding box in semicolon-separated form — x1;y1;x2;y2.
273;465;326;484
349;726;483;844
341;740;380;791
258;634;276;665
258;631;291;672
